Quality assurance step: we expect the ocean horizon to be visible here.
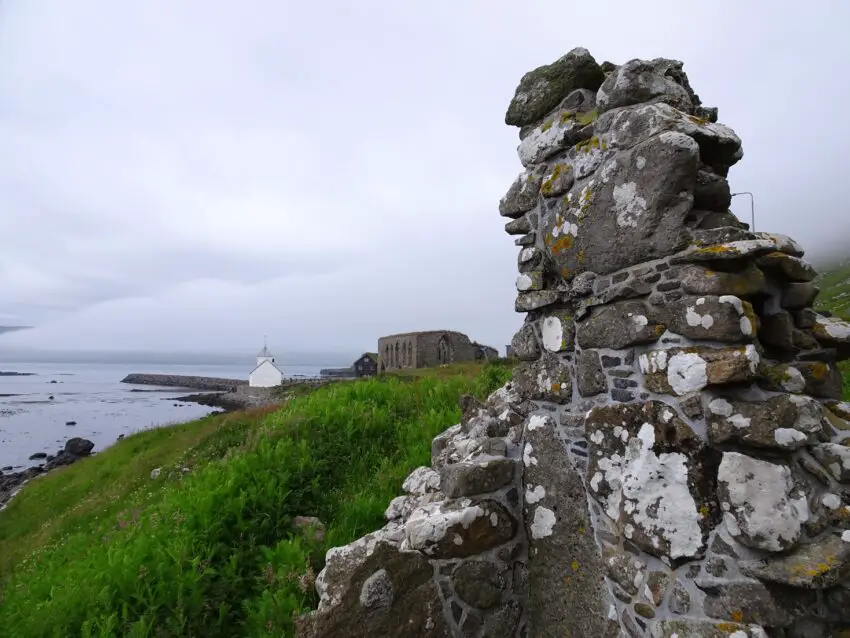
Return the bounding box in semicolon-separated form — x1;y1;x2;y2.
0;355;346;471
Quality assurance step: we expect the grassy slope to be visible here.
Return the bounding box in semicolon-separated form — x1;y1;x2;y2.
815;258;850;400
0;361;513;637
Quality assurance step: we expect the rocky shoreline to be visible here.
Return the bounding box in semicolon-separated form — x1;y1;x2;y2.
1;438;95;510
121;373;247;391
0;371;35;376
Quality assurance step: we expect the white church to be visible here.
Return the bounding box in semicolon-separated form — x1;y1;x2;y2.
249;340;284;388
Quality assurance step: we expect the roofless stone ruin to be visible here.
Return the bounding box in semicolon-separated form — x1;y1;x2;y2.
298;48;850;637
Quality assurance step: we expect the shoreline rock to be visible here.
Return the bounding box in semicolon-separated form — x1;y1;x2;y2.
121;373;247;392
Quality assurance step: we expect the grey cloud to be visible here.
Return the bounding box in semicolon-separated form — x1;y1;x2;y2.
1;0;849;355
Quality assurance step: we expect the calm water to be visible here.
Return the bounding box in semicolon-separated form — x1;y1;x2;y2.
0;361;324;470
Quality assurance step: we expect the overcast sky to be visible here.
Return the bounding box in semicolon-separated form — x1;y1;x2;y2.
1;1;848;355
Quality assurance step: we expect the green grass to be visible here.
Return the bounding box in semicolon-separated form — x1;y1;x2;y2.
815;257;850;400
0;360;512;637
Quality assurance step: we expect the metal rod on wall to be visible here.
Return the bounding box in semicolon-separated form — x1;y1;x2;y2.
731;191;755;232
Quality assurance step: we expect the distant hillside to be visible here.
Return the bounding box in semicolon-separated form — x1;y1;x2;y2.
815;257;850;320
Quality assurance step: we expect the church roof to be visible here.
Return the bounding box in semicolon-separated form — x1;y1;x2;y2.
250;358;283;376
257;345;273;358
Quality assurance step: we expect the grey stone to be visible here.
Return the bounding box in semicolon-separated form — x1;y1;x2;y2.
510;322;541;361
739;533;850;589
759;311;795;352
451;561;506;609
515;232;536;246
678;393;703;420
648;620;764;637
790;361;844;399
639;345;760;396
570;271;597;296
611;389;635;402
505;215;532;235
706;394;823;451
703;557;727;577
698;580;815;628
538;310;575;353
757;251;817;282
596;58;694;114
404;499;518;558
709;533;739;559
440;458;517;498
500;165;547;218
781;281;819;310
359;569;393;610
693;168;731;212
645;570;671;606
667;580;691;615
516;290;559;313
512;355;573;404
601;355;621;368
576;300;665;349
810;443;850;483
306;539;449;638
523;407;612;637
585;401;712;562
505;48;604;127
481;599;522;638
64;437;94;456
716;452;803;552
606;552;646;595
539;130;698;281
577;349;607;397
678;262;766;298
812;314;850;360
540;161;575;197
661;295;757;343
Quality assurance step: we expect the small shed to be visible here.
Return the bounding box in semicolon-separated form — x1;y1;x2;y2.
353;353;378;377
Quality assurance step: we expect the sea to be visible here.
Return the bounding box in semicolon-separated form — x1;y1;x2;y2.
0;360;327;471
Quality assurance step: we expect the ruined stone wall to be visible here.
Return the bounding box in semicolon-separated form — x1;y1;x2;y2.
300;48;850;638
378;331;477;371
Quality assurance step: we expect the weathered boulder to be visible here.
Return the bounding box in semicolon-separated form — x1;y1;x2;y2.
439;458;517;498
576;349;607;397
812;313;850;360
739;532;850;589
707;394;823;451
500;165;547;218
576;300;665;349
505;47;604;127
640;345;760;396
661;295;757;342
512;354;572;403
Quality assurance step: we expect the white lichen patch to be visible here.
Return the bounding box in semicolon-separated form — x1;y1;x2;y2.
685;305;714;330
518;115;575;166
781;366;806;393
636;155;646;169
666;352;708;395
402;467;441;495
541;317;564;352
519;247;536;263
658;130;699;153
708;398;734;417
600;158;618;183
816;314;850;340
530;506;557;539
516;274;533;292
612;181;647;228
639;349;668;374
822;493;841;510
527;415;550;431
618;423;704;559
727;414;751;429
526;485;546;504
774;428;807;448
551;217;579;238
632;314;649;329
405;503;486;550
717;452;801;552
523;442;538;467
843;530;850;543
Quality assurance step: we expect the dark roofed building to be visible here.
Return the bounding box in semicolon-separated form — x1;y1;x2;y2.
354;352;378;377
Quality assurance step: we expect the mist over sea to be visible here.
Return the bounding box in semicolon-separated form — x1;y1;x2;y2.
0;349;353;470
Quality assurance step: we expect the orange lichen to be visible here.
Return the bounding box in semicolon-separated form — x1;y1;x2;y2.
551;236;574;254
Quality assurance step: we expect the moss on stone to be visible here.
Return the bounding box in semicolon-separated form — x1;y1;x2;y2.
541;163;570;196
686;114;710;126
541;119;554;132
575;109;599;126
575;136;601;154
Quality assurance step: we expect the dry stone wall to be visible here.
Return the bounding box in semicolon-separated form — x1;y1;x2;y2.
298;48;850;638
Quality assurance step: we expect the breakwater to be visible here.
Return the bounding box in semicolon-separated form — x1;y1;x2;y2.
121;374;247;391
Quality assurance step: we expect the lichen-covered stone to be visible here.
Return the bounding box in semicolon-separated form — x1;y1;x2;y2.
605;551;646;595
812;313;850;360
517;109;588;167
439;458;517;498
716;452;804;552
707;394;823;451
640;345;760;396
576;300;665;349
739;532;850;589
538;310;575;353
505;47;604;127
756;251;817;282
678;262;766;298
504;215;532;235
697;580;815;628
667;579;691;615
523;411;612;637
512;354;572;403
576;349;607;397
661;295;757;342
500;166;547;218
404;499;517;558
647;620;767;637
515;290;559;313
810;443;850;483
510;322;541;361
790;360;844;399
596;58;695;114
451;561;506;609
540;130;698;280
585;401;712;561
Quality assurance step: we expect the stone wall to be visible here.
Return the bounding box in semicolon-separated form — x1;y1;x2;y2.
299;48;850;638
120;373;247;391
378;331;477;372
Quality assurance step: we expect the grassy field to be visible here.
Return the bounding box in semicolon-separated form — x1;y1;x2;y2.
815;257;850;400
0;360;513;637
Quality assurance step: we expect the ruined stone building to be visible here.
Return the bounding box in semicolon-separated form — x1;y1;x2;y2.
299;49;850;638
377;331;477;372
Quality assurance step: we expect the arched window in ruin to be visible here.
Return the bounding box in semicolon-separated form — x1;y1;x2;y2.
394;342;400;368
437;334;454;365
384;344;390;368
406;341;413;367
